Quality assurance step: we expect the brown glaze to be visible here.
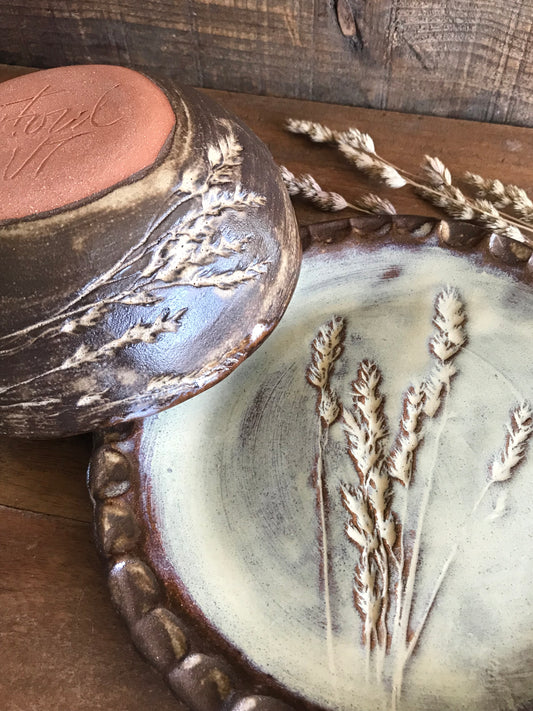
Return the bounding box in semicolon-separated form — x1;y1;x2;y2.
0;65;176;220
300;214;533;278
0;66;301;437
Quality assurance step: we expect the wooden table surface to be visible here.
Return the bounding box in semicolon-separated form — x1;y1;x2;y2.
2;64;533;711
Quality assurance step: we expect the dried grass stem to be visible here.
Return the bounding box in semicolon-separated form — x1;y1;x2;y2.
286;118;533;249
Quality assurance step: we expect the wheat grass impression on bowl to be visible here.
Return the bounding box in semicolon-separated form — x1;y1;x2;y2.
0;122;269;400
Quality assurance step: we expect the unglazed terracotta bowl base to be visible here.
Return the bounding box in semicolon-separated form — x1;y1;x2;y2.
0;65;176;220
90;216;533;711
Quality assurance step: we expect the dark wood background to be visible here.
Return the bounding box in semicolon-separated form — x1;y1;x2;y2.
2;0;533;126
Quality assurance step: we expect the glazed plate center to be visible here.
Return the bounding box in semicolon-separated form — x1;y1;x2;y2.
141;243;533;711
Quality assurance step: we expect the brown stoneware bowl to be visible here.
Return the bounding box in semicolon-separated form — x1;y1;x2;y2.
0;65;300;437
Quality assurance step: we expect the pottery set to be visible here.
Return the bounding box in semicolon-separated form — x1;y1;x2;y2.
2;66;533;711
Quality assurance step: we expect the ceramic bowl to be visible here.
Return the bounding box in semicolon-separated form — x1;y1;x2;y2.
0;65;300;437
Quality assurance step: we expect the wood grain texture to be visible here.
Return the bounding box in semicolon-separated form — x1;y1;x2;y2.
0;434;92;521
2;1;533;125
0;507;185;711
2;63;533;710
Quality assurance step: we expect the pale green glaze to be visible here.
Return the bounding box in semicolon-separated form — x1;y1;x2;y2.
142;243;533;711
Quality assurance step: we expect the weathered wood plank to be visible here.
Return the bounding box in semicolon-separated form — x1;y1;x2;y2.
1;1;533;125
0;507;185;710
0;434;92;522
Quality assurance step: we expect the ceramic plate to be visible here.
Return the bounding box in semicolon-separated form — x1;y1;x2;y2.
90;215;533;711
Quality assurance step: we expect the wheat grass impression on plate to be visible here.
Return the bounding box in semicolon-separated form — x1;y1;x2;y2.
306;316;345;681
284;118;533;251
306;288;533;710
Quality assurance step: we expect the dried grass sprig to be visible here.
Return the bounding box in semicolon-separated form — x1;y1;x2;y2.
337;127;376;155
429;287;466;362
280;166;396;215
59;302;109;334
285;118;338;143
342;484;376;542
0;309;187;397
415;157;529;244
388;384;425;486
505;185;533;221
423;155;452;187
307;316;345;393
423;287;466;417
464;172;533;221
355;193;397;215
286;119;405;191
281;166;351;211
406;399;533;676
350;360;389;482
337;140;406;189
389;287;465;488
62;309;186;369
422;361;457;418
416;185;525;243
340;358;395;680
286;118;533;248
206;125;243;184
